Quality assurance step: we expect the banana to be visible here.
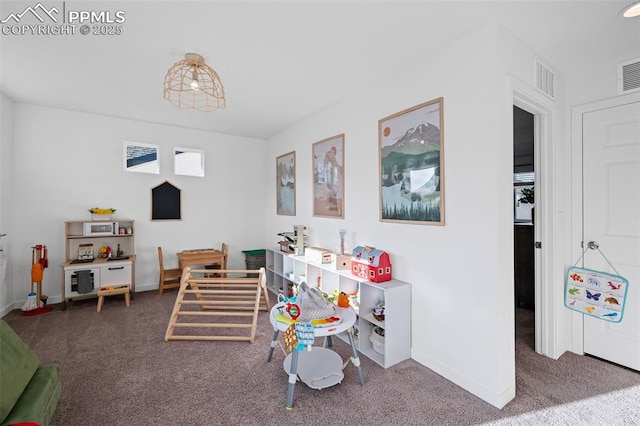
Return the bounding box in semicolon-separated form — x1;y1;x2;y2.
89;207;117;215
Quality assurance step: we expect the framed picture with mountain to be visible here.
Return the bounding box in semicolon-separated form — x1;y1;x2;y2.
379;97;444;225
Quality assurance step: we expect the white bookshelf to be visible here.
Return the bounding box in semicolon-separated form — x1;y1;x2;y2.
266;248;411;368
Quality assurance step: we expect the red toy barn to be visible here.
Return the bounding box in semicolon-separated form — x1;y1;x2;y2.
350;246;392;283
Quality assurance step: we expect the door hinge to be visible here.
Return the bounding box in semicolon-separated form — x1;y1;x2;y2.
535;242;542;249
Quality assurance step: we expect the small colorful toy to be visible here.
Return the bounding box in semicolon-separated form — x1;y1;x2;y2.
350;245;392;283
294;322;315;350
337;292;350;308
283;325;298;352
286;303;300;320
310;316;342;327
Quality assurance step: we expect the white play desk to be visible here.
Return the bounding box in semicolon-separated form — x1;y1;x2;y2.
266;303;365;409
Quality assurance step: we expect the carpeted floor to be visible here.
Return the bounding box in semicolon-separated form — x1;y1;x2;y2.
3;291;639;425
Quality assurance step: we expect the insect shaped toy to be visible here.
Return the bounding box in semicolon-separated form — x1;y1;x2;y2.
586;290;601;301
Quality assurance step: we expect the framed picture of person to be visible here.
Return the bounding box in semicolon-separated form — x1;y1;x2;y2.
276;151;296;216
312;134;345;219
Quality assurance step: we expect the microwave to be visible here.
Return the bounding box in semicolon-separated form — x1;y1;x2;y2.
83;222;119;236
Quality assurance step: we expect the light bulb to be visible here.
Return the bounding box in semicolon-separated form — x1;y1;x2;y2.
622;1;640;17
190;68;199;90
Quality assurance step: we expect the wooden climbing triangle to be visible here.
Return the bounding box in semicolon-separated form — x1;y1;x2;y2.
165;267;270;342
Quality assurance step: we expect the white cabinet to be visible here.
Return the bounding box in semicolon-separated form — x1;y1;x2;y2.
64;265;100;297
61;219;136;310
100;262;132;286
63;261;131;298
266;248;411;368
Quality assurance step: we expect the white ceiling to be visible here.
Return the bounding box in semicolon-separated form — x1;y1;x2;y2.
1;0;638;140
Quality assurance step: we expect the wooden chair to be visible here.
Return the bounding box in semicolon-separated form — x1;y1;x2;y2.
158;247;182;295
204;243;228;276
220;243;228;268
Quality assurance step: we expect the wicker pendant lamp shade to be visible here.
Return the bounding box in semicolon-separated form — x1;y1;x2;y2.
163;53;226;112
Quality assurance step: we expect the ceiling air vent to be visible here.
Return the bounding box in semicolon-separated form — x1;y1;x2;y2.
617;58;640;95
535;59;555;100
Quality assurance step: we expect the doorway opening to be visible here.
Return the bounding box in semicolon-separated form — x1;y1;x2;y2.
510;75;559;368
513;105;535;350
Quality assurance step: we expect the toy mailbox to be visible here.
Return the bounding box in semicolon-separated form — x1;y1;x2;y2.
350;246;392;283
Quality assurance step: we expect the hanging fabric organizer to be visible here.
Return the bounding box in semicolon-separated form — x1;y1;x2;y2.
564;243;629;323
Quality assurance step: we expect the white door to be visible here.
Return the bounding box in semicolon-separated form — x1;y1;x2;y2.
582;100;640;371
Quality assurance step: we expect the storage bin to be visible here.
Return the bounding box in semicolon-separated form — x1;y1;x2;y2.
242;249;266;277
370;326;385;355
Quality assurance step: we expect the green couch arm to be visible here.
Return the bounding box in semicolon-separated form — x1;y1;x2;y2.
0;320;61;426
1;365;61;426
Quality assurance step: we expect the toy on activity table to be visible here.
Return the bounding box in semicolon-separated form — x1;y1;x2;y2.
277;294;299;319
276;285;343;352
285;302;300;320
337;292;350;308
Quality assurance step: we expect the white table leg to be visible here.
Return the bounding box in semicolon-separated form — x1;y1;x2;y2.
285;349;299;410
347;329;365;386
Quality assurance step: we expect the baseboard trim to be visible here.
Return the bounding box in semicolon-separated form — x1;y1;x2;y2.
0;303;14;318
134;283;157;293
411;348;515;409
2;283;159;313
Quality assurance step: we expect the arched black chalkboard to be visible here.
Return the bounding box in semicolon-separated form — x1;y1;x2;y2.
152;181;181;220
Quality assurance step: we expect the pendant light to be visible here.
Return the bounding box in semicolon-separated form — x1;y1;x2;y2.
621;1;640;17
163;53;226;112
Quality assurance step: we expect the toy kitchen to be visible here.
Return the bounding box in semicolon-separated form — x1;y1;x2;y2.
60;219;136;310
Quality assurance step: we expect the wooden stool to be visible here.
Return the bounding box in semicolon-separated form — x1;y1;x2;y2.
97;285;131;312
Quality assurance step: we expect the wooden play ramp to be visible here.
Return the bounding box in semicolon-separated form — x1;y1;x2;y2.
165;267;270;342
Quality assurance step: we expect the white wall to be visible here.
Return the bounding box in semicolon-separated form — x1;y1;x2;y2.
6;104;267;308
0;92;14;316
266;23;521;408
